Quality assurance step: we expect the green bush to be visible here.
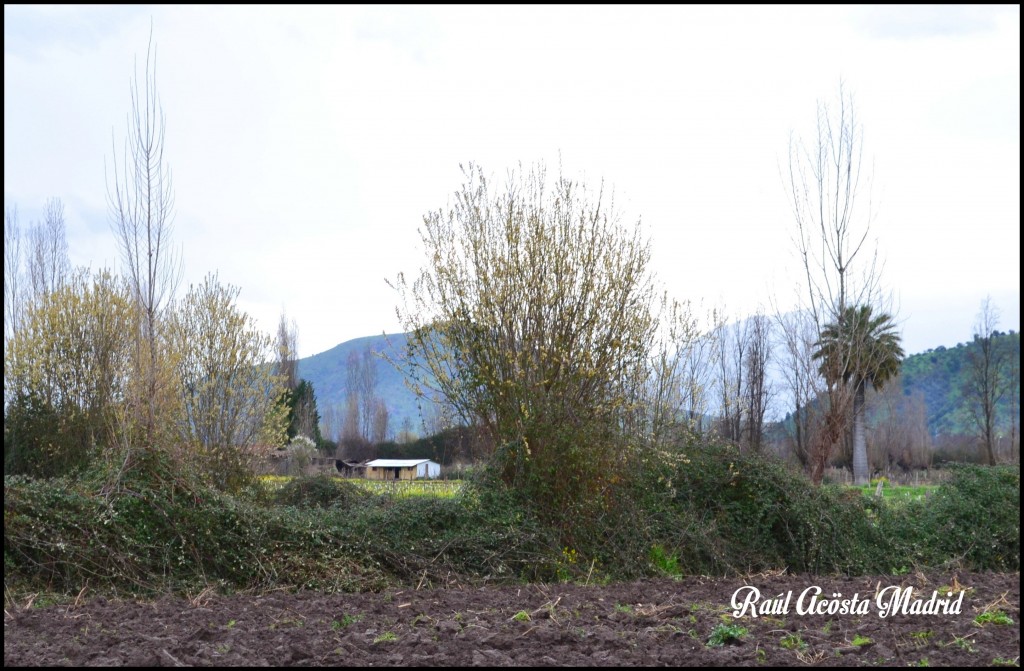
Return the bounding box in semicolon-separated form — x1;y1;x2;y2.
635;440;894;575
4;460;391;596
4;456;554;597
272;474;372;509
338;485;556;584
5;441;1018;601
917;465;1019;571
3;392;100;478
639;444;1019;576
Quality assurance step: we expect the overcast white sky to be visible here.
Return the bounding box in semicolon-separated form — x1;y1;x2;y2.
4;5;1019;358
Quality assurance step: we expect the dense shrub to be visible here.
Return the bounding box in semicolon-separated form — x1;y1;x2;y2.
4;462;392;596
4;442;1018;600
629;441;895;576
4;459;552;597
3;392;98;478
338;486;556;585
919;465;1019;571
272;473;372;509
865;465;1021;573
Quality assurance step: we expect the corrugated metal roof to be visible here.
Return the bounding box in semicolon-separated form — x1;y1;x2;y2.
365;459;435;468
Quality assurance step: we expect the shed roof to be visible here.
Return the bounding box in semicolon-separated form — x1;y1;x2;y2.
365;459;435;468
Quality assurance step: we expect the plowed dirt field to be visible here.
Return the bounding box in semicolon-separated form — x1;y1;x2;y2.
4;571;1019;666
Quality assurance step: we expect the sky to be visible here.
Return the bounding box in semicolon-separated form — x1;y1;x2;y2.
4;5;1020;359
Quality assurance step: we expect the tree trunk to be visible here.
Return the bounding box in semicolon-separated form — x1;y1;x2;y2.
852;381;869;486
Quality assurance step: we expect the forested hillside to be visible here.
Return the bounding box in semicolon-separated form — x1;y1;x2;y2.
900;331;1020;439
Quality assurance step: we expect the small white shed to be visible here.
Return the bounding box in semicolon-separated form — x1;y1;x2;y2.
365;458;441;480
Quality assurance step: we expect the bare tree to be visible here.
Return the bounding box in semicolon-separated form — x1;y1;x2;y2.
773;308;823;468
343;350;363;441
715;316;747;445
396;416;416;444
5;199;72;417
371;398;390;444
275;311;299;391
678;308;722;434
340;345;388;444
27;198;71;304
342;393;361;443
711;310;773;452
869;379;932;478
744;311;773;453
783;82;896;485
963;297;1009;465
358;348;379;440
4;205;24;347
106;27;183;449
319;403;345;448
5;200;71;347
420;391;457;438
645;296;712;444
338;350;378;460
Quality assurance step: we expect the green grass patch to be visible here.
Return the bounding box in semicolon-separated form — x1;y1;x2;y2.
332;614;363;629
350;479;462;498
649;543;682;577
779;633;807;651
259;475;462;499
707;623;748;646
852;483;935;502
975;611;1014;626
948;635;977;653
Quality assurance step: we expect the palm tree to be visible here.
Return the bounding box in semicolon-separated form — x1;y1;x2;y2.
813;305;904;486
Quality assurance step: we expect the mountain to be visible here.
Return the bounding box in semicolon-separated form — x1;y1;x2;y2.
299;329;1020;445
899;330;1020;438
296;332;438;438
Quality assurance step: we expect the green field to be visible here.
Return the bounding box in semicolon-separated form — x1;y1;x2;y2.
260;475;462;498
853;482;935;502
351;479;462;498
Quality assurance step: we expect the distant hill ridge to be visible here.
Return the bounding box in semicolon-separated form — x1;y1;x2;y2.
899;330;1019;438
297;332;432;437
298;330;1020;442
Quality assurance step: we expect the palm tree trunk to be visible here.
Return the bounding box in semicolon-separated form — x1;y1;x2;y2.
852;381;869;486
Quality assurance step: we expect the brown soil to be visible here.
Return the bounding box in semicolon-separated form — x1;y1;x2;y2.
4;571;1019;666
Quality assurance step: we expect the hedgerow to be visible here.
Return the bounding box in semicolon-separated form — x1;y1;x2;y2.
3;456;552;596
528;437;1019;580
916;464;1019;571
4;441;1018;600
